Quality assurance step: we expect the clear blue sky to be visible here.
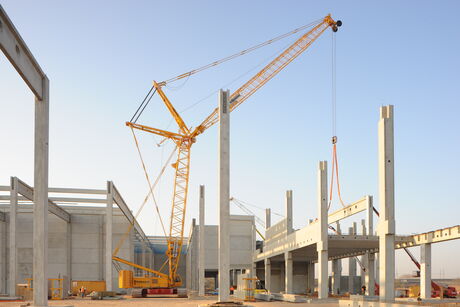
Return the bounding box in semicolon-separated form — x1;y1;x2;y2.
0;1;459;278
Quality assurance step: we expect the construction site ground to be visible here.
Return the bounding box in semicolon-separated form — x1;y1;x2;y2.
1;297;460;307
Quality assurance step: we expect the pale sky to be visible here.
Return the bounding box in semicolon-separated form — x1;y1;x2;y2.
0;1;459;278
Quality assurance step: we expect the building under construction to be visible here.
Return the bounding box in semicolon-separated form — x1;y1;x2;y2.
0;3;459;307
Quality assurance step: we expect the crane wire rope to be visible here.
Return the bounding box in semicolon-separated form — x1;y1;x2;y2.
159;18;323;86
232;197;284;217
328;29;346;211
176;35;302;116
112;141;177;258
130;127;170;236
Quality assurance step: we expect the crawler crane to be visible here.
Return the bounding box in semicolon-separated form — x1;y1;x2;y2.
115;15;342;297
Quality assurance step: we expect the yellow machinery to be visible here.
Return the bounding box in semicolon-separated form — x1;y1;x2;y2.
115;15;341;293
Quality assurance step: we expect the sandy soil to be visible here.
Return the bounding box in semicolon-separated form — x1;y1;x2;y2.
0;296;342;307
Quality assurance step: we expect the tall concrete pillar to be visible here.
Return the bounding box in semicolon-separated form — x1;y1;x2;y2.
360;219;367;285
198;185;206;296
285;251;293;294
420;244;431;299
9;177;18;296
307;261;315;294
186;238;192;289
366;253;375;296
142;245;146;271
332;222;342;295
378;105;395;302
264;258;271;292
265;208;271;229
98;215;104;280
106;181;114;291
317;161;328;299
332;260;341;295
33;76;50;306
348;225;357;294
365;196;375;295
375;253;379;286
218;89;230;302
285;190;293;234
1;214;6;294
67;220;72;281
366;195;374;235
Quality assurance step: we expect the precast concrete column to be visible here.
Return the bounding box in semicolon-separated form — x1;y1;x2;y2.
142;244;146;270
264;258;271;292
198;185;205;296
33;76;50;306
106;181;114;291
331;260;341;295
332;222;342;295
317;161;328;299
285;251;293;294
375;253;379;285
186;240;191;289
365;195;375;295
286;190;293;234
1;214;6;294
348;225;357;294
307;261;315;294
66;219;72;282
9;177;18;296
265;208;271;229
360;219;367;285
420;244;431;299
378;105;395;302
218;89;230;302
366;253;375;296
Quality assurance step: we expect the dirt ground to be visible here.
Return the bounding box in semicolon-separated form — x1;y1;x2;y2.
0;296;342;307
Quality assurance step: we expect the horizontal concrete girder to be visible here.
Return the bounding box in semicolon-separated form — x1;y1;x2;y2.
13;177;70;223
111;183;152;252
396;225;460;248
0;5;45;99
328;196;369;225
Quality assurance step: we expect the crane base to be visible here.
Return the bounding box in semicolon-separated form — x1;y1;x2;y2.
132;288;187;298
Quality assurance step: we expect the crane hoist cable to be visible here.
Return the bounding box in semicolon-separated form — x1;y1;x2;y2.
112;141;177;258
158;18;323;87
130;127;168;236
328;28;346;211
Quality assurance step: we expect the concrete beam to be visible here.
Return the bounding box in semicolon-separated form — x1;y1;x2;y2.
111;183;151;251
49;197;107;204
218;89;230;302
0;5;46;99
48;187;106;194
11;177;70;222
395;225;460;247
378;105;395;302
420;244;431;299
328;196;368;225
